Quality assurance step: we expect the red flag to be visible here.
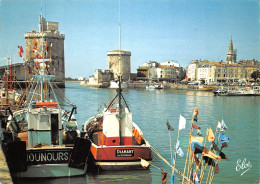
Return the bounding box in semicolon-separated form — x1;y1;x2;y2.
192;123;200;129
18;45;24;57
18;52;22;57
19;46;24;53
161;170;167;184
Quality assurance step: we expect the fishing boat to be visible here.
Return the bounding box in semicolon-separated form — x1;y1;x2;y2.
82;0;152;172
82;77;152;171
0;57;25;118
3;56;85;178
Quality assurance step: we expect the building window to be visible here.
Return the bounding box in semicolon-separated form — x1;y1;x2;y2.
218;74;220;77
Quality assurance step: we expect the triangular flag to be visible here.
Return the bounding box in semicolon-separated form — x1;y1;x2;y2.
191;136;204;143
221;142;228;149
191;142;204;154
218;132;229;143
202;147;221;161
220;119;228;131
211;142;220;153
203;156;216;167
193;107;199;117
161;170;167;184
217;120;221;129
166;120;174;131
192;123;200;129
219;152;229;161
207;127;215;142
194;171;200;183
175;140;184;157
179;114;186;130
197;129;202;136
140;158;150;168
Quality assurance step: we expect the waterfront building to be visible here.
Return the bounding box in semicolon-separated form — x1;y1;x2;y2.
107;50;131;81
186;36;259;84
214;63;228;82
137;61;185;82
186;60;199;81
197;64;216;84
24;16;65;87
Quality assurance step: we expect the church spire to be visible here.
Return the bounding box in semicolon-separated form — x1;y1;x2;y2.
228;36;233;53
226;36;236;64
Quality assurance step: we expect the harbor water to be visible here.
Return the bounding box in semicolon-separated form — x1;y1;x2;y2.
14;83;260;184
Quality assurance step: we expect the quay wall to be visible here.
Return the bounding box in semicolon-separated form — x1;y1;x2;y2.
128;83;197;90
0;144;13;184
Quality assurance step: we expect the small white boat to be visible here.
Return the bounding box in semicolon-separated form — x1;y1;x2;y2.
146;84;163;90
226;86;260;96
213;88;228;96
110;80;128;89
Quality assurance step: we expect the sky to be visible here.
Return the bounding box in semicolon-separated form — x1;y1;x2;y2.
0;0;259;78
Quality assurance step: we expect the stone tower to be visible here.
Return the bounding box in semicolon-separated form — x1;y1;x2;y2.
107;50;131;81
24;16;65;87
226;36;237;64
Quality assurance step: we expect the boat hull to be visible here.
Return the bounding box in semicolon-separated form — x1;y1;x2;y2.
226;93;260;96
7;145;86;178
90;144;152;171
13;163;85;178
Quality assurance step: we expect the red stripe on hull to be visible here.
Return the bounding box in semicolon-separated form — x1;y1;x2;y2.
91;145;152;162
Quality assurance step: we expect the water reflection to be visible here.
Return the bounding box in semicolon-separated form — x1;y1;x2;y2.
87;170;152;184
17;83;259;184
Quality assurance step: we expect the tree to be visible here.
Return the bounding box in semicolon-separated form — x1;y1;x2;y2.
250;70;259;81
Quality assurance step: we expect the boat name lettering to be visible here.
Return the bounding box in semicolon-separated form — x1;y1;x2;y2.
27;150;70;165
116;149;134;157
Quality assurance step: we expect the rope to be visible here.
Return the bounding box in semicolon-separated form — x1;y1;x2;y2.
53;82;74;106
143;138;192;183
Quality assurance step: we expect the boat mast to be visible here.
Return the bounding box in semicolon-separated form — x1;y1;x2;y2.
40;0;44;102
118;0;122;145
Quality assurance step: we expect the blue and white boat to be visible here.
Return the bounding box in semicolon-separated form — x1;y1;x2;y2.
4;58;85;178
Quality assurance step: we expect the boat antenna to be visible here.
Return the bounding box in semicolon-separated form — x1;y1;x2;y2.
118;0;122;145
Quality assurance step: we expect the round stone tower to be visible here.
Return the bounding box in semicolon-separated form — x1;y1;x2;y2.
107;50;131;81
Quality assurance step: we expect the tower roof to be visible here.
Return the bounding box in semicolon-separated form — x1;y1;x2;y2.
228;36;233;54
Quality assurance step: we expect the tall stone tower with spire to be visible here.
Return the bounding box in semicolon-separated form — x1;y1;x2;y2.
226;36;237;64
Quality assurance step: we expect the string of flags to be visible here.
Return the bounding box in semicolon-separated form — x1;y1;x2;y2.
141;106;230;184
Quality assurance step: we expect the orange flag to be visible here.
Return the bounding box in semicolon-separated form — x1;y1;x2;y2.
191;136;204;143
193;107;199;117
207;127;215;142
202;147;221;161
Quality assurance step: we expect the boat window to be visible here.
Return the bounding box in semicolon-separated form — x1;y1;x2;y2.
40;115;49;124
